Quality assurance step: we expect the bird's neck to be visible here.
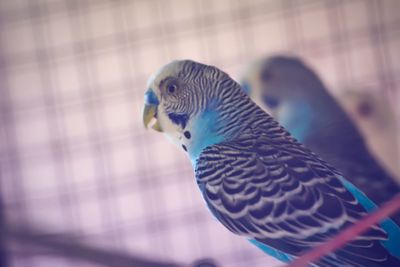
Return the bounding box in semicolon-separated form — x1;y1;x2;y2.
278;100;314;143
186;108;225;164
186;94;256;165
279;97;354;144
280;97;369;164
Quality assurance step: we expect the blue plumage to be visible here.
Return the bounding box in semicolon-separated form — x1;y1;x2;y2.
339;177;400;259
249;238;293;263
277;100;313;143
188;108;225;164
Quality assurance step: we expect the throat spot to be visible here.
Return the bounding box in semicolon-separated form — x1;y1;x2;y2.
184;131;191;139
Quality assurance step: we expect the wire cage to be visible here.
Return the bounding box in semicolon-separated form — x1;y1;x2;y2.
0;0;399;266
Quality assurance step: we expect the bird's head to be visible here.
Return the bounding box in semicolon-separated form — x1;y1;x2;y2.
241;56;328;116
143;59;246;160
240;56;333;141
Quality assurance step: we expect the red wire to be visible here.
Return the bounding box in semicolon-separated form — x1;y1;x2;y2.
285;194;400;267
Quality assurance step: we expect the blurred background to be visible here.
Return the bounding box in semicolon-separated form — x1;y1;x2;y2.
0;0;399;266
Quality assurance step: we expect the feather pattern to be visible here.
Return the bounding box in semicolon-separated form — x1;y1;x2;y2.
195;105;400;266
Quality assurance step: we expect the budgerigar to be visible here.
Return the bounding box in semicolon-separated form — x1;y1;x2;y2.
241;56;400;224
143;60;400;266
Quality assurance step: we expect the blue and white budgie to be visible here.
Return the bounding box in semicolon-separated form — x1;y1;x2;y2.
241;56;400;224
143;60;400;266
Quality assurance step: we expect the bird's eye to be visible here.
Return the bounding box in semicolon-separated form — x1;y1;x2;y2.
261;70;272;82
167;83;177;94
263;96;280;109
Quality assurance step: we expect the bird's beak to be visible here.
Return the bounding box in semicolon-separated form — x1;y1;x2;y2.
143;90;163;132
143;104;163;132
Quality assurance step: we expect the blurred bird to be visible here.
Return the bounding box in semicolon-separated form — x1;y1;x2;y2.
240;56;400;224
143;60;400;266
339;90;400;179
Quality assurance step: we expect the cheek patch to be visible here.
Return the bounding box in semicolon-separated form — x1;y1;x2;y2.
168;113;189;129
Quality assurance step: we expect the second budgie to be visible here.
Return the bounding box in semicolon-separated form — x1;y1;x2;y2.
143;60;400;266
241;56;400;224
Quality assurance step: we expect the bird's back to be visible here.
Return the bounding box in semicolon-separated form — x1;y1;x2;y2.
195;107;400;266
